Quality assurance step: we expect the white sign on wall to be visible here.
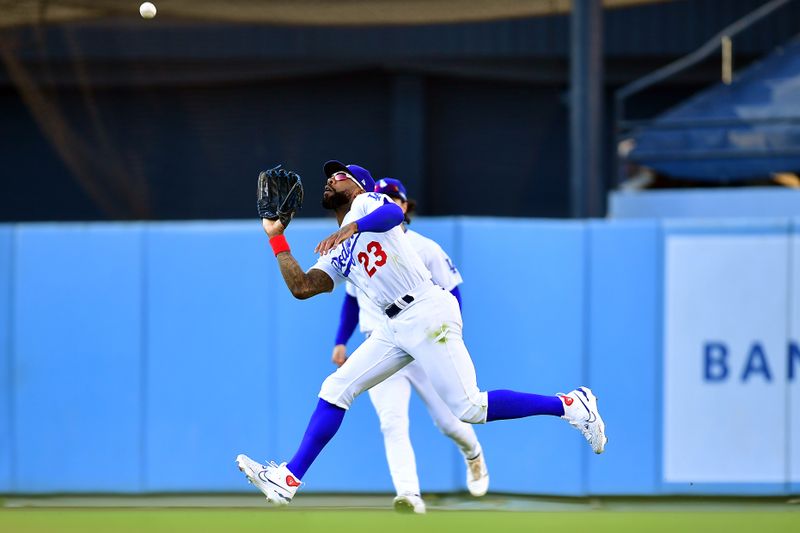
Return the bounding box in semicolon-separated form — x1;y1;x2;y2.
663;233;795;484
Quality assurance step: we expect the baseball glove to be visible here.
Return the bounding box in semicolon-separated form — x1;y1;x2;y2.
257;165;304;228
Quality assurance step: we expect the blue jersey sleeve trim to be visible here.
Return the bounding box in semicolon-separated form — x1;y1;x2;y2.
354;201;404;233
450;286;462;311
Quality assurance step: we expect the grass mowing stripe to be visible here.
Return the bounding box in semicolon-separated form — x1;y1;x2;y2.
0;510;797;533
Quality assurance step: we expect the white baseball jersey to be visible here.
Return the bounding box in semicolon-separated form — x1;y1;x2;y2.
311;193;431;310
347;228;463;334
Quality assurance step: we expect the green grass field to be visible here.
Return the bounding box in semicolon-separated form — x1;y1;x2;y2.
2;495;798;533
1;508;798;533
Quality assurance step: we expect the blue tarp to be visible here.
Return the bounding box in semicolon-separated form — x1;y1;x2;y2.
627;36;800;181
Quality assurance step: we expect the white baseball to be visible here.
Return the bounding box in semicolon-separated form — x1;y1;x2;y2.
139;2;157;19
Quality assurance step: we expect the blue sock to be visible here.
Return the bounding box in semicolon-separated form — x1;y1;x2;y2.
286;399;346;479
486;390;564;421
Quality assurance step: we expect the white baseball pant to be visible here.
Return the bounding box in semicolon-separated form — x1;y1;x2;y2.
367;361;481;496
318;284;489;424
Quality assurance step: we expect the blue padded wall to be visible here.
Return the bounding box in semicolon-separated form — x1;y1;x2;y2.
3;216;796;495
144;222;275;491
0;227;12;492
13;225;144;492
585;220;661;494
458;219;586;495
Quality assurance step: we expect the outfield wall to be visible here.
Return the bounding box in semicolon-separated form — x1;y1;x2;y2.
0;218;797;495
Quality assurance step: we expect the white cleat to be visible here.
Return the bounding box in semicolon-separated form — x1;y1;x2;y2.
557;387;607;454
393;493;426;514
465;449;489;497
235;454;302;505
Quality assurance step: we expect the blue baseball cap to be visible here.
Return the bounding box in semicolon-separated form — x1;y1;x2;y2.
374;178;407;201
323;160;375;192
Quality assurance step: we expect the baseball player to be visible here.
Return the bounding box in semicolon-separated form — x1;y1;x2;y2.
333;177;487;514
237;160;607;506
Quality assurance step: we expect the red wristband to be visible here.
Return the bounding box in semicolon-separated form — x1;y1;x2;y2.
270;234;290;256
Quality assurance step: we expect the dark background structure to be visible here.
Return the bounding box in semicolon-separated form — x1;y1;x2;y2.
1;0;798;221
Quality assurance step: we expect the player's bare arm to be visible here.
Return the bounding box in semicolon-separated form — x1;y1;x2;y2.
277;255;334;299
263;217;334;299
331;344;347;367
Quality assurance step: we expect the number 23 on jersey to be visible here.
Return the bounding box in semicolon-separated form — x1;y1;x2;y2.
358;241;387;277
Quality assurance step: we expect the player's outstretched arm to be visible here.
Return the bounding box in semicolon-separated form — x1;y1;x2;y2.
315;222;358;255
315;201;404;255
263;218;334;299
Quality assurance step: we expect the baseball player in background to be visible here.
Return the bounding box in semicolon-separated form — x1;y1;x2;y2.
333;178;488;514
237;160;607;506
